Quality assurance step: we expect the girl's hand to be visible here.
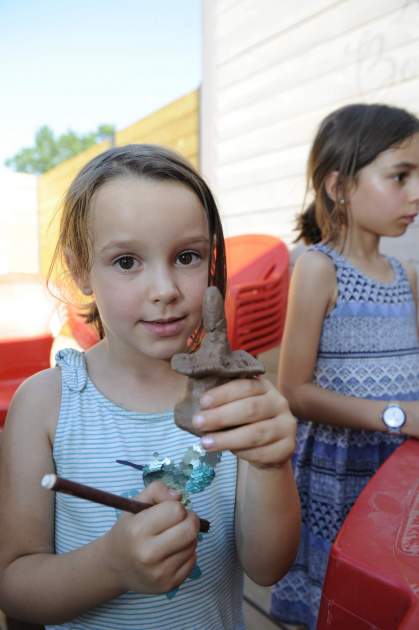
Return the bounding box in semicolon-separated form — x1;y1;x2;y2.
193;377;297;469
103;481;200;594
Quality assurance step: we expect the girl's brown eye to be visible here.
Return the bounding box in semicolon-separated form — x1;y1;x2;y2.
116;256;135;270
393;172;408;184
178;252;194;265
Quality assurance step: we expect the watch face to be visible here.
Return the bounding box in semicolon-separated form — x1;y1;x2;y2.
383;405;406;429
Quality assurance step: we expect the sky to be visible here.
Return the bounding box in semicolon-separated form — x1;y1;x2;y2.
0;0;202;171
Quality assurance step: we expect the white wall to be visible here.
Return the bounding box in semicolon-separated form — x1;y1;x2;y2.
201;0;419;268
0;168;38;274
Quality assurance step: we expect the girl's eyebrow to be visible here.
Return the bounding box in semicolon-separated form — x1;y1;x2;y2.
175;235;210;247
100;235;210;254
389;161;417;170
99;239;140;253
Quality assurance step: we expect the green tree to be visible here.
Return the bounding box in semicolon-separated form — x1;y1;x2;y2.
5;124;115;174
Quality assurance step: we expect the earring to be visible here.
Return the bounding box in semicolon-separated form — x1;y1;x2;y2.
82;287;93;296
339;198;345;204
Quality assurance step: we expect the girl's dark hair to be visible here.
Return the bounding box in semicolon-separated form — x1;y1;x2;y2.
296;103;419;244
48;144;227;349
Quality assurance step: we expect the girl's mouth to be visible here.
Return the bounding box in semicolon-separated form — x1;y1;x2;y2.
141;316;186;338
401;214;417;224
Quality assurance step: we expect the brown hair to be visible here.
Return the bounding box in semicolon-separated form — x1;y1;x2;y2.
296;103;419;244
48;144;227;349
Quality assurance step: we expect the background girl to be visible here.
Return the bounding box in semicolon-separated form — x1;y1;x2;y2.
0;145;300;629
271;103;419;630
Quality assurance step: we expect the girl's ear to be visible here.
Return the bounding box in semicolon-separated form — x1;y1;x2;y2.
324;171;341;203
75;276;93;296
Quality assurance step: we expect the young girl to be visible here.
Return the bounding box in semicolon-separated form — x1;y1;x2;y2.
0;144;300;629
271;103;419;630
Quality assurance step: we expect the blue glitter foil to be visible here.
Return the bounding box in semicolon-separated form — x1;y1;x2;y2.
117;444;221;507
143;444;221;506
117;445;221;599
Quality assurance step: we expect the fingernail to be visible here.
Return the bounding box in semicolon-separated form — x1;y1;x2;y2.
193;414;205;429
200;395;212;408
169;489;181;497
201;436;215;450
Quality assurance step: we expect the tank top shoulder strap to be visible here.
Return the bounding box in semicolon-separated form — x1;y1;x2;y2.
308;242;343;267
55;348;88;392
388;255;408;283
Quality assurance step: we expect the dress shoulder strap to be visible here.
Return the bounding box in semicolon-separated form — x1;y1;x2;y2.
55;348;88;392
388;255;408;282
308;242;342;266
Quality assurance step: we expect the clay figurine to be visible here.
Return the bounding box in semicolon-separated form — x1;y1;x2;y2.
171;286;265;435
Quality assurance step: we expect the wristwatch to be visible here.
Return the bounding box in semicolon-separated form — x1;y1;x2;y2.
381;402;406;434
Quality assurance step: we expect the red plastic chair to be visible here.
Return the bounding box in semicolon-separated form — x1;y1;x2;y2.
318;439;419;630
0;273;58;427
0;333;54;427
225;234;289;356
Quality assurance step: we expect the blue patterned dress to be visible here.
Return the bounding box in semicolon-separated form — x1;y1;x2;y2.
271;243;419;630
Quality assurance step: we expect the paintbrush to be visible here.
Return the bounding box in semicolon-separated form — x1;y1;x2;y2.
42;474;210;533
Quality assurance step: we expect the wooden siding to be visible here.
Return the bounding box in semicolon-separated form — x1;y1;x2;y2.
38;90;199;276
201;0;419;269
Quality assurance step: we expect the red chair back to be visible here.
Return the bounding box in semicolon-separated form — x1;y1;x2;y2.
0;333;54;426
225;235;289;355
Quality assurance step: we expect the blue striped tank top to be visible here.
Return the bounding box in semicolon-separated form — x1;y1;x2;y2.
47;349;244;630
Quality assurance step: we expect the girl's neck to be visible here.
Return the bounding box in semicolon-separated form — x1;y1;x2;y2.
332;231;394;284
334;226;380;261
84;341;188;413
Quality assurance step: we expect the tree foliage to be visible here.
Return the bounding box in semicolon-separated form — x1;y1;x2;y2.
5;124;115;174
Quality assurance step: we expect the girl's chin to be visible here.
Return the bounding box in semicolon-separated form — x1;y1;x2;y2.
142;341;189;362
391;226;408;237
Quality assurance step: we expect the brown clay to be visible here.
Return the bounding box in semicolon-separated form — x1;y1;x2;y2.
171;286;265;435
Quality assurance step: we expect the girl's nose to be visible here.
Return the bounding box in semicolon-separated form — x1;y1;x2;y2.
148;266;180;304
409;175;419;203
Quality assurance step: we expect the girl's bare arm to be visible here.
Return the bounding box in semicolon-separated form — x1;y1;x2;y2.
0;369;124;622
279;252;419;437
235;456;300;585
0;370;198;624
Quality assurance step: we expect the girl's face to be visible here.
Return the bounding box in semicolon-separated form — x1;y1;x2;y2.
85;175;210;362
347;132;419;238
